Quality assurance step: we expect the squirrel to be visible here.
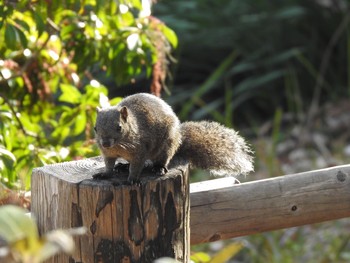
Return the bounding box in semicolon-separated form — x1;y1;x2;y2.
93;93;254;182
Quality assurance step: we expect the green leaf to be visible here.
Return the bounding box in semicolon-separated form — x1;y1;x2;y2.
0;5;4;18
83;84;108;104
160;24;178;48
59;84;82;104
4;23;27;49
190;252;211;263
0;147;16;163
20;112;40;134
60;24;77;41
14;18;30;32
33;12;46;37
109;96;122;106
5;23;18;50
73;111;87;136
16;26;28;48
129;0;142;10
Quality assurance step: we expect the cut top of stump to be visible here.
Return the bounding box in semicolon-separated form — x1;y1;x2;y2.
32;156;188;185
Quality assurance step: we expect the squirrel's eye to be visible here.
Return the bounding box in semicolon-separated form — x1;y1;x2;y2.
116;125;122;132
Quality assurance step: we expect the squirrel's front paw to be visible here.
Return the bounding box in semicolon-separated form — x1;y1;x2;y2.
152;165;168;177
92;172;113;180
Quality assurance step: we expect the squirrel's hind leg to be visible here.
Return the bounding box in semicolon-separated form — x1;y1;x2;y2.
152;153;172;177
114;162;130;173
151;132;181;177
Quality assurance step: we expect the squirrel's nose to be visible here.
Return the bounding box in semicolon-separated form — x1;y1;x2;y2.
101;140;112;148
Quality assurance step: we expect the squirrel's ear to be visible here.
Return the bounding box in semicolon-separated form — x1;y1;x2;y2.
96;107;102;113
120;106;128;121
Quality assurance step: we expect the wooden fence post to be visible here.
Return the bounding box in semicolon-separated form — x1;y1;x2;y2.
31;157;190;263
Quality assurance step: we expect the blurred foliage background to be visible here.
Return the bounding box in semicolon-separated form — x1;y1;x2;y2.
1;0;350;262
155;0;350;125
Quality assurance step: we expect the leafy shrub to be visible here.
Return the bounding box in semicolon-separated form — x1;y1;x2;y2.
0;0;177;188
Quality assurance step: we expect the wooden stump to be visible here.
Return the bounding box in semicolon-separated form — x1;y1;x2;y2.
31;157;189;263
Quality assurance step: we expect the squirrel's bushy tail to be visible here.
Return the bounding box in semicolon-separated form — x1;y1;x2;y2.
172;121;254;176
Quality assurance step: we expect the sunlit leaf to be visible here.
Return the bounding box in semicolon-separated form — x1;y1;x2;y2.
210;242;244;263
0;147;16;163
20;113;40;134
60;24;77;40
160;24;178;48
129;0;142;10
126;33;140;50
59;84;82;104
73;111;87;136
108;96;122;107
98;92;110;108
190;251;211;263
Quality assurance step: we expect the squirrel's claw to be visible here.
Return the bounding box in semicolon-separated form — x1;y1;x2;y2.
127;176;141;185
152;165;168;177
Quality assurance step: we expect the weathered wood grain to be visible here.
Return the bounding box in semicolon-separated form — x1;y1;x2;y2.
32;156;350;254
31;157;190;263
190;165;350;244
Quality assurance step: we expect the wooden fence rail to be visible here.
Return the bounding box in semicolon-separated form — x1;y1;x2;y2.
190;164;350;244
